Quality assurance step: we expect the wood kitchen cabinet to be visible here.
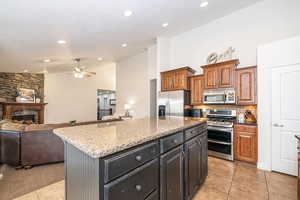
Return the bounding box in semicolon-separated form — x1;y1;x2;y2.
219;64;235;88
184;133;208;200
199;132;208;184
161;72;174;91
63;121;207;200
234;124;257;164
161;67;195;91
201;59;239;90
160;146;184;200
185;137;201;200
203;66;219;89
236;66;257;105
190;75;204;105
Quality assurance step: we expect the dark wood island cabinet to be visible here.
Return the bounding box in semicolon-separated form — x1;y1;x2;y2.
54;118;207;200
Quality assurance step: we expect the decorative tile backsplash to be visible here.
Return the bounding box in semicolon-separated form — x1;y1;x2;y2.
193;105;257;121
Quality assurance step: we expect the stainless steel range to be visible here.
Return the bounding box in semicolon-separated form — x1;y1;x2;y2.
206;109;236;161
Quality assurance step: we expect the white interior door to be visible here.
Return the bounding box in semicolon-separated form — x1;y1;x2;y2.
271;64;300;176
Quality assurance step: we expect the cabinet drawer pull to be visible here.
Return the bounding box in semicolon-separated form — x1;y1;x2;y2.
173;139;178;144
135;155;142;161
135;185;142;191
240;135;251;138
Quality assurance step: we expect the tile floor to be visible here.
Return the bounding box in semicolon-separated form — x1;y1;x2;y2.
12;157;298;200
0;163;64;200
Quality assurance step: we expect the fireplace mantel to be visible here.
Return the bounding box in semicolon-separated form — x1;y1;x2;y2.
0;102;47;124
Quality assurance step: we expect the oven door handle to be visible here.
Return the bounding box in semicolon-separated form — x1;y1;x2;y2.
207;127;233;133
208;139;232;145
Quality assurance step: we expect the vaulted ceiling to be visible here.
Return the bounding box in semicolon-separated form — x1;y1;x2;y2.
0;0;261;73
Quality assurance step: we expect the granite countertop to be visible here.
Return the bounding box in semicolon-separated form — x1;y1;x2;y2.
54;117;207;159
295;135;300;141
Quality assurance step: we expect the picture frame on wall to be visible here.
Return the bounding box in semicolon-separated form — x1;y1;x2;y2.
16;88;36;103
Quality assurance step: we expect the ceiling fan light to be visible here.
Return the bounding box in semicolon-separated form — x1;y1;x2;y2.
200;1;209;8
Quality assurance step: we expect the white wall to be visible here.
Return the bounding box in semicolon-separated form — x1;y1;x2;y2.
44;62;116;123
147;45;157;80
116;51;150;119
168;0;300;74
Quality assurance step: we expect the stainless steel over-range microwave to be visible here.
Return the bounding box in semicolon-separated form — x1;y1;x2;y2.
203;88;235;104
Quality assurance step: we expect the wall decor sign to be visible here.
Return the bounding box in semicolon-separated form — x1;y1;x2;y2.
16;88;36;103
207;47;236;64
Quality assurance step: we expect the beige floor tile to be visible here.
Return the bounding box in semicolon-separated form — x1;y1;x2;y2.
234;165;266;182
194;185;228;200
208;158;236;180
6;157;299;200
230;180;268;198
13;192;39;200
269;192;297;200
266;171;297;200
204;172;232;194
229;185;268;200
36;181;65;200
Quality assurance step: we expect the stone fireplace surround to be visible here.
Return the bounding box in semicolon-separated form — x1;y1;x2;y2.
0;102;47;124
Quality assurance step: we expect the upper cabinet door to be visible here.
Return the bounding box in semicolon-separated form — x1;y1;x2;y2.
161;72;174;91
219;64;235;88
202;59;239;90
204;67;218;89
173;71;187;90
236;67;257;105
161;67;195;91
190;75;204;105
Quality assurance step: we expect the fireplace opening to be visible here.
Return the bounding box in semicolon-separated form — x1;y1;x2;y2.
12;110;38;124
12;115;36;123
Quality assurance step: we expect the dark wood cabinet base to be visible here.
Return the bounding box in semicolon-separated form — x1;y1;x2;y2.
64;123;207;200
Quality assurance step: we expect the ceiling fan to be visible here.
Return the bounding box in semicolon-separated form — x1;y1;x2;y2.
72;58;96;78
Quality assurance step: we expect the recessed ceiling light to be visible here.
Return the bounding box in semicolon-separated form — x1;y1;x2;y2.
122;43;128;48
57;40;67;44
162;23;169;28
97;57;103;61
123;10;133;17
200;1;209;7
43;59;51;63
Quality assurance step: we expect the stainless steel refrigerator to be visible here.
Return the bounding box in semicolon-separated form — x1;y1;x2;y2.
158;90;191;117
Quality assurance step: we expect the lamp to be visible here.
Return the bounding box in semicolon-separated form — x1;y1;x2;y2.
124;104;131;117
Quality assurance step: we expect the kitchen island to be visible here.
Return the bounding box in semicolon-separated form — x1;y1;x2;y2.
54;117;207;200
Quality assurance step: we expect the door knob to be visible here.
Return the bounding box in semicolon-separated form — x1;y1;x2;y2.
273;123;284;127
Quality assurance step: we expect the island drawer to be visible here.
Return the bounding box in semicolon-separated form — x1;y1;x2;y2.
185;123;206;141
104;141;159;183
160;131;184;154
104;158;159;200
